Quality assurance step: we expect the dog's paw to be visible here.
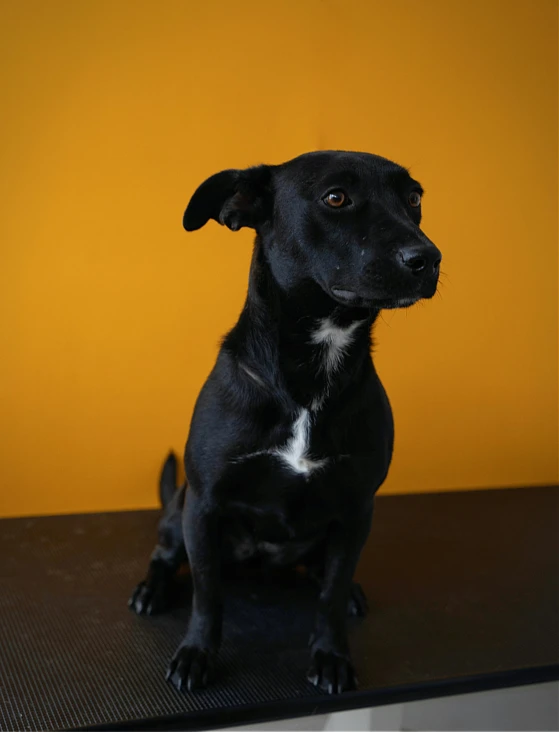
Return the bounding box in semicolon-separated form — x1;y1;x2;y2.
307;649;357;694
347;581;368;617
166;645;214;692
128;579;170;616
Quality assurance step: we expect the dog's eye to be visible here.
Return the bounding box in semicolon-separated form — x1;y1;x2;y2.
408;191;422;208
323;190;349;208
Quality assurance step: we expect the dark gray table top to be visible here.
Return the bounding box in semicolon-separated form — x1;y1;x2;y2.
1;487;557;730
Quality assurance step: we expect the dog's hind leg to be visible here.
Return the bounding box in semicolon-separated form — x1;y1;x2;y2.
129;453;187;615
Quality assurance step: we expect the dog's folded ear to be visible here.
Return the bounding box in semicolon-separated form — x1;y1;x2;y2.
183;165;273;232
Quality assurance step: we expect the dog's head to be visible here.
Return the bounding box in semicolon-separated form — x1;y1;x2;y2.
183;151;441;309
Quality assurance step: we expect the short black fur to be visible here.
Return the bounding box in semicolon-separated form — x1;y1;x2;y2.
130;150;441;694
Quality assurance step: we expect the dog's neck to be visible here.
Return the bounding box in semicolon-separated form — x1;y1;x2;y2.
226;239;378;411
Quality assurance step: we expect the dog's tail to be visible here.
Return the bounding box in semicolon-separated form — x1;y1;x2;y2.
159;451;179;508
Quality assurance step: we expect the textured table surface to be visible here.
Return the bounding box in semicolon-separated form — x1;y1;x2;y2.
0;487;557;731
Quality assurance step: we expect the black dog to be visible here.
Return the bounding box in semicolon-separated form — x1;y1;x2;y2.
129;150;441;694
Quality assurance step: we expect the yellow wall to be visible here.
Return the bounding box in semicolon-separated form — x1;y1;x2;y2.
0;0;557;518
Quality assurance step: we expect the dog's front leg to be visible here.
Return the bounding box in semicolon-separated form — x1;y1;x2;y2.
166;490;222;691
307;510;373;694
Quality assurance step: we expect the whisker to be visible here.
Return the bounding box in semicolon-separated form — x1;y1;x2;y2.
380;311;391;327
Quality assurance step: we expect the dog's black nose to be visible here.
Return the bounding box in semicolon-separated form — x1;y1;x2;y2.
399;246;441;276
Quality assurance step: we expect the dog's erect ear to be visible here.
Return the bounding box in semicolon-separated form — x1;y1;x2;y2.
183;165;273;232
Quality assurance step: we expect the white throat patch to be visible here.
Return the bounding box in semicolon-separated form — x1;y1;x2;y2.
310;318;364;374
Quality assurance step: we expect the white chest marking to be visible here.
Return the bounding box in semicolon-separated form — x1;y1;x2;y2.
310;318;364;374
273;408;327;475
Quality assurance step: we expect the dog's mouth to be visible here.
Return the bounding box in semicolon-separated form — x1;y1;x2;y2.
330;287;422;310
330;288;362;304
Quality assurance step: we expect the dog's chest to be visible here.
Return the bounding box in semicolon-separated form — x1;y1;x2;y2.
216;319;377;563
252;317;366;476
